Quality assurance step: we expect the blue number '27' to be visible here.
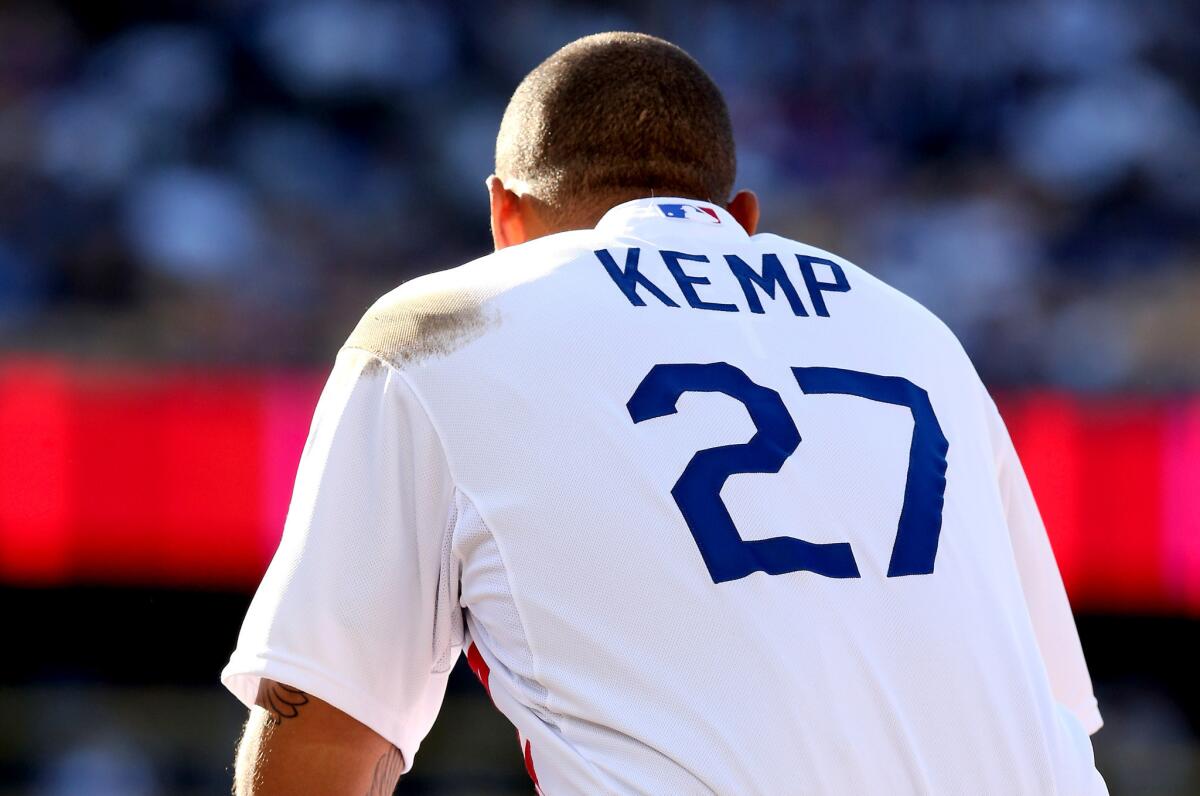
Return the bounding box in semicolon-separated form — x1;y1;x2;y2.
627;363;948;584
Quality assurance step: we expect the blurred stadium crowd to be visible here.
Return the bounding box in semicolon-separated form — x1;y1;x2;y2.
0;0;1196;387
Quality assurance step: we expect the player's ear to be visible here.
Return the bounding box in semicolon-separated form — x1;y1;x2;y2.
487;175;527;250
726;190;760;236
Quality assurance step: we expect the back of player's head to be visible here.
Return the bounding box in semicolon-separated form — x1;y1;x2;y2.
496;32;736;225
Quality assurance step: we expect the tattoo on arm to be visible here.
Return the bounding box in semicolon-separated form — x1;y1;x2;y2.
254;680;310;723
242;679;401;794
366;747;404;796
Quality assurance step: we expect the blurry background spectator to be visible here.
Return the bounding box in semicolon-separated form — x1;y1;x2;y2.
0;0;1195;386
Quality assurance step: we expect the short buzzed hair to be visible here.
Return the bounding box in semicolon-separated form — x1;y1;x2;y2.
496;32;736;225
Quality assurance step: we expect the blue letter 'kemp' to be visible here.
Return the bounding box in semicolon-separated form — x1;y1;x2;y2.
594;248;679;308
597;247;853;315
725;254;809;316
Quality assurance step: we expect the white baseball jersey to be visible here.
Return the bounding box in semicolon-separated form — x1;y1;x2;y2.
224;197;1105;794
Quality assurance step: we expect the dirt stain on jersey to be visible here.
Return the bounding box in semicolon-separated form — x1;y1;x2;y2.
345;289;500;369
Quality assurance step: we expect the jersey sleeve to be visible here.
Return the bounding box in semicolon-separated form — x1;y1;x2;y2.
985;396;1103;735
222;347;460;770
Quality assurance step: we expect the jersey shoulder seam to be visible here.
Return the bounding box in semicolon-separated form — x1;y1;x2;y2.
341;346;463;592
345;345;562;726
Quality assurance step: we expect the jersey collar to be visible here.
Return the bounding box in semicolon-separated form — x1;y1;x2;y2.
594;197;749;239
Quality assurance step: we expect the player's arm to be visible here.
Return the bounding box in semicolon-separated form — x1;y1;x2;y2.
234;679;402;796
986;396;1102;734
222;346;461;790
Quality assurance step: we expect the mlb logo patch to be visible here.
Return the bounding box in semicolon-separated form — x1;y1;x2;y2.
657;203;721;224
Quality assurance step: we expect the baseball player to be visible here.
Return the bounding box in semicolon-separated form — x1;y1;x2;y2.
225;32;1105;795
